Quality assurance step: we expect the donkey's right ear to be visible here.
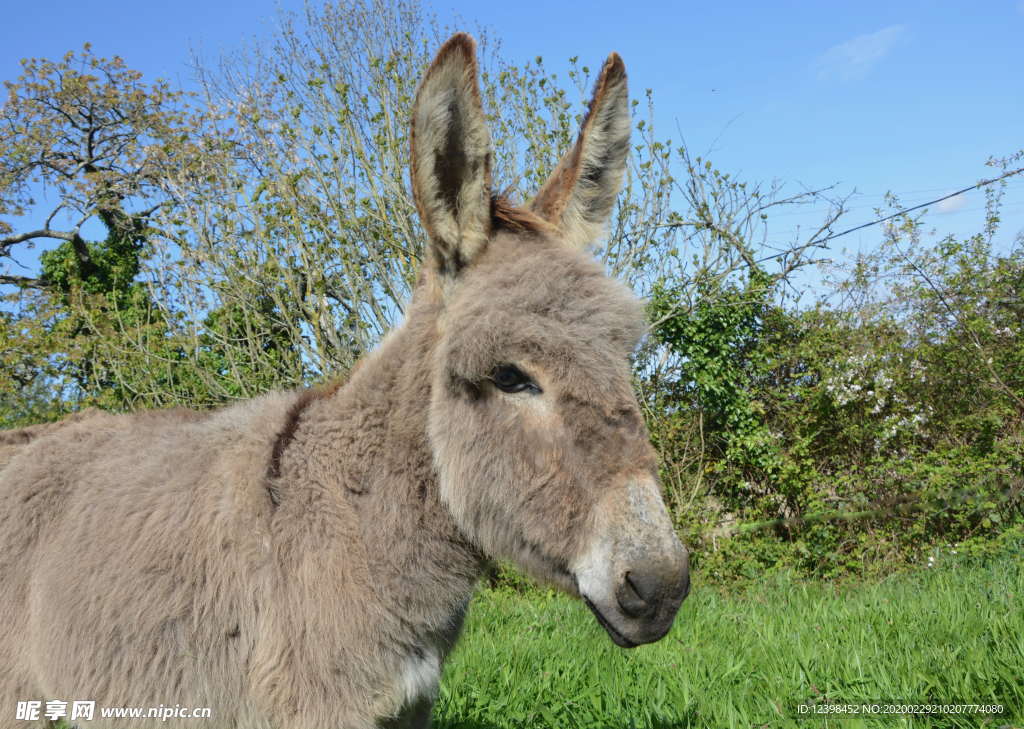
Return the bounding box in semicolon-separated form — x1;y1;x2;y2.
410;33;493;282
530;53;630;249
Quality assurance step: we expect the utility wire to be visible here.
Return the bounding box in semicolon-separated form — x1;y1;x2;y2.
813;165;1024;246
761;176;1024;221
750;165;1024;266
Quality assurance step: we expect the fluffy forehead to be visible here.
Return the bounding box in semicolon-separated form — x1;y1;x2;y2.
439;234;647;389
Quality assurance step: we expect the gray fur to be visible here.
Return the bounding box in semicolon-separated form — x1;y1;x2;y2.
0;34;688;729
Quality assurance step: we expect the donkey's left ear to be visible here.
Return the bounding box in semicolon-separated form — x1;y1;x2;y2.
410;33;493;280
530;54;630;248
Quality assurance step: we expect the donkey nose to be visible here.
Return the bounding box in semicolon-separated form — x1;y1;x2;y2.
615;569;664;619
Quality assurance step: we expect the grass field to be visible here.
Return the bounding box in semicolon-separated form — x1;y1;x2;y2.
434;552;1023;729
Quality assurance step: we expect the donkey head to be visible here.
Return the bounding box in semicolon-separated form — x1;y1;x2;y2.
412;34;689;647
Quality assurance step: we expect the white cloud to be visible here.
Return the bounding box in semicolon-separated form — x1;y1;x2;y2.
936;193;969;214
815;25;906;82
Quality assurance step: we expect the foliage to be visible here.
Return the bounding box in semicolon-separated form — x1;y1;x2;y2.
1;47;185;419
0;45;192;254
649;267;786;513
645;171;1024;578
0;45;310;417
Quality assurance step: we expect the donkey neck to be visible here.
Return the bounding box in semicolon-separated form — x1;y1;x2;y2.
275;295;483;622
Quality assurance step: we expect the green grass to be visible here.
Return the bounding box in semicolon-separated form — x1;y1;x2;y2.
434;552;1023;728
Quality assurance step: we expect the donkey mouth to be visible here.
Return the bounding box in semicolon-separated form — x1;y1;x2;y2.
582;596;640;648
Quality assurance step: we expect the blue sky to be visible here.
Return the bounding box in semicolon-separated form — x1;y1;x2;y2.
4;0;1024;270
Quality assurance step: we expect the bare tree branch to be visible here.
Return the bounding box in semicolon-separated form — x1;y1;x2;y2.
0;274;46;289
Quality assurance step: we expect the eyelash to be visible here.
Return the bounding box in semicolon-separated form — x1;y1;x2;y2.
489;364;542;394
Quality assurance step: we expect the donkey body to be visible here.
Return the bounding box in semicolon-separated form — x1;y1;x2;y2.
0;35;688;729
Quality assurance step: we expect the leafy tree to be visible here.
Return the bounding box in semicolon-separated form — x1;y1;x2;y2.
0;46;304;418
0;45;194;287
0;47;184;419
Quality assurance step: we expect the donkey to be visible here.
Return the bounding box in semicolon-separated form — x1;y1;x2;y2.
0;34;689;729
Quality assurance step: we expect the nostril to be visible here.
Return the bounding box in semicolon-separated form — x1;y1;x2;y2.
625;571;646;600
615;570;658;619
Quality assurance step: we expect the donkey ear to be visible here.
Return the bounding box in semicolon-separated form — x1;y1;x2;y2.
410;33;493;280
530;53;630;248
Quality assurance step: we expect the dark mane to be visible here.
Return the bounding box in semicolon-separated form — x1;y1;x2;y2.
267;379;344;488
490;194;553;235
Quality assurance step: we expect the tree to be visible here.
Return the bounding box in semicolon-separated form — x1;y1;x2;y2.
0;46;277;419
0;45;197;288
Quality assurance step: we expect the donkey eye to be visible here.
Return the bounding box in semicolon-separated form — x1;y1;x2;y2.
489;365;541;394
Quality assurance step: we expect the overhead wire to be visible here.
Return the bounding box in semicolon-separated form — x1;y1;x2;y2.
811;166;1024;246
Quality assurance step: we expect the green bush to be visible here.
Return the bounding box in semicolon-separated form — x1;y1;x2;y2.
645;223;1024;579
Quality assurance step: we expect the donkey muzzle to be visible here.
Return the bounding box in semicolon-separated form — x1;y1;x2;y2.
588;549;689;647
572;477;690;647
